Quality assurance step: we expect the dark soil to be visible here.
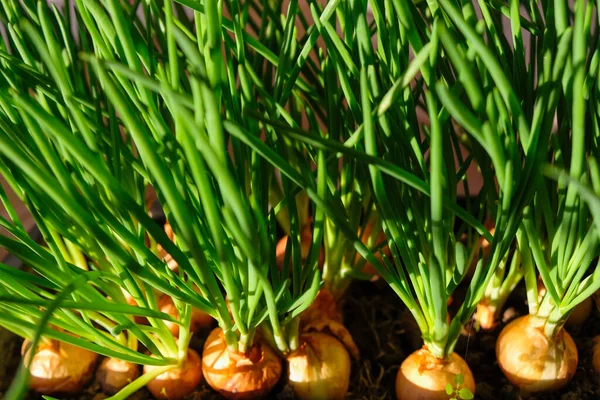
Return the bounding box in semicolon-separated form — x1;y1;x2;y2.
1;280;599;400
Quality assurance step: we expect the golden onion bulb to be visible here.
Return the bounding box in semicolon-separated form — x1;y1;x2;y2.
144;349;202;400
96;357;140;394
158;294;213;337
21;339;99;395
395;347;475;400
287;332;350;400
496;315;578;392
202;327;281;399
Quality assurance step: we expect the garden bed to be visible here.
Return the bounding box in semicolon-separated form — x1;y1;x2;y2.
2;279;598;400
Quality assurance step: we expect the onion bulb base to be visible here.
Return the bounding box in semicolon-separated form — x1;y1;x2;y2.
287;332;350;400
496;315;577;393
202;327;281;399
22;339;99;395
97;358;140;395
144;349;203;400
395;347;475;400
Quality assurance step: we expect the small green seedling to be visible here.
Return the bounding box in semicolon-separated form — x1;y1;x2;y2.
445;374;474;400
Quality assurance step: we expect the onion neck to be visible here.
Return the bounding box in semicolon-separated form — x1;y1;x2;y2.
259;324;289;357
287;317;300;351
322;253;350;300
323;222;354;300
529;306;568;340
423;337;449;360
420;342;450;362
543;308;568;339
237;329;257;354
222;327;240;353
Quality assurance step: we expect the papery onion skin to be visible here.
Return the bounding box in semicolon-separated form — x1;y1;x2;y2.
395;347;475;400
287;332;350;400
202;327;281;400
144;349;202;400
496;315;578;392
97;357;140;394
158;294;213;337
22;339;99;395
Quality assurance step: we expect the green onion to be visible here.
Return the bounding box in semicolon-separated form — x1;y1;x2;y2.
0;1;322;398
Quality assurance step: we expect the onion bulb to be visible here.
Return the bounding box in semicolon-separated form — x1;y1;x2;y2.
96;358;140;394
202;327;281;399
158;294;213;337
593;336;600;373
300;290;359;360
496;315;577;392
395;347;475;400
21;339;99;395
144;349;202;400
287;332;350;400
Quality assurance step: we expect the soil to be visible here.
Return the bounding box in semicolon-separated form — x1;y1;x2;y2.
1;280;599;400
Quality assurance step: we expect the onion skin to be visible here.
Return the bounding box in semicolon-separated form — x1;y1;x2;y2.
97;358;140;395
158;294;213;337
22;339;99;395
299;289;360;360
287;332;350;400
496;315;578;392
202;327;281;399
395;347;475;400
144;349;202;400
